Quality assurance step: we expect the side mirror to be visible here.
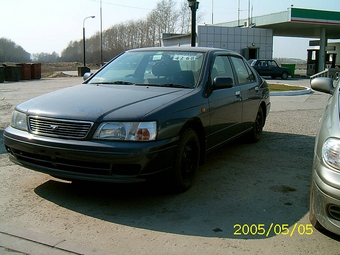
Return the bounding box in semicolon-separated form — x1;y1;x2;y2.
311;77;334;95
213;77;234;90
83;72;93;81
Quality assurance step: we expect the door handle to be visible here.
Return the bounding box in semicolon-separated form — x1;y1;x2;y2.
255;86;259;92
235;91;242;101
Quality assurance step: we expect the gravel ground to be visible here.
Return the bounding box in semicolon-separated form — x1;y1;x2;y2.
0;77;339;255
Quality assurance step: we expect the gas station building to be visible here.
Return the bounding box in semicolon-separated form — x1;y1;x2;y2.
162;7;340;75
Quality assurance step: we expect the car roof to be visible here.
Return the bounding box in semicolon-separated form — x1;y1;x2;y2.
251;59;275;61
127;46;239;56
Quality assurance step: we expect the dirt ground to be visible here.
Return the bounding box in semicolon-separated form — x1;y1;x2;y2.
0;77;339;254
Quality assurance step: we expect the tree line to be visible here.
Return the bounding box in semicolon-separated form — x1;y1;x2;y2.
1;0;200;63
60;0;197;63
0;38;31;62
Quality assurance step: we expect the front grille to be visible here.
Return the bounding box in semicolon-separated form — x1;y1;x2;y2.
28;116;93;139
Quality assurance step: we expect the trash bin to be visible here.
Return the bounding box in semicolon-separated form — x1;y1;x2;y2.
5;66;21;82
16;63;31;80
281;64;296;77
31;63;41;79
0;66;4;83
78;66;90;77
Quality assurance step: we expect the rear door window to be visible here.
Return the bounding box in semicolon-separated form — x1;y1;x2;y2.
230;56;256;84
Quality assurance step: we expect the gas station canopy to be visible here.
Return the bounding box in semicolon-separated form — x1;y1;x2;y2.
218;7;340;39
256;8;340;39
217;7;340;72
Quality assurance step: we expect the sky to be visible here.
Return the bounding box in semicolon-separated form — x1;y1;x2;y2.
1;0;340;60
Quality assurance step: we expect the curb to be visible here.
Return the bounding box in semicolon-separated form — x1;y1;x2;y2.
270;86;312;96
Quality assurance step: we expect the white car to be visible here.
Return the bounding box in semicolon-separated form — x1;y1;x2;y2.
310;77;340;235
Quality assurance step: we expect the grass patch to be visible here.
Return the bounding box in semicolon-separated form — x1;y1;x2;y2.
268;83;306;92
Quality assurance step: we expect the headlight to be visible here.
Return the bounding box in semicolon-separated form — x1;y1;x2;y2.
322;138;340;170
11;110;27;131
93;121;157;141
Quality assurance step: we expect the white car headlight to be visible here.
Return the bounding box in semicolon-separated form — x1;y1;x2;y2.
322;138;340;170
93;121;157;141
11;110;27;131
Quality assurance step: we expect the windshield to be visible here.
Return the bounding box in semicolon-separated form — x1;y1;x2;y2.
89;50;205;88
248;59;256;66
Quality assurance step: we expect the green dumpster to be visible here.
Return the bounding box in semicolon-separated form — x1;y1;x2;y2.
281;64;296;77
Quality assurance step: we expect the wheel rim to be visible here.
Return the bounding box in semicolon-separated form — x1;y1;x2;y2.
255;110;263;134
181;141;198;182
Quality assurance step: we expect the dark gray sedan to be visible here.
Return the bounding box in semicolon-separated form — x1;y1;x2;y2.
310;77;340;235
248;59;291;80
4;47;270;192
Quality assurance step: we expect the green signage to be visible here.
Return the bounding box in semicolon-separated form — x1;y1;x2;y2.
291;8;340;23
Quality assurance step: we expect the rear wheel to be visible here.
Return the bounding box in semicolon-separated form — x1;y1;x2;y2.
171;129;200;192
247;107;264;143
281;72;288;80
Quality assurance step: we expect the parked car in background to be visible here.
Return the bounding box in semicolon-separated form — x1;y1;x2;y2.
4;47;270;192
310;77;340;235
248;59;291;80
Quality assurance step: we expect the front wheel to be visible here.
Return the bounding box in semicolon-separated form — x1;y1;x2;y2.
171;129;200;192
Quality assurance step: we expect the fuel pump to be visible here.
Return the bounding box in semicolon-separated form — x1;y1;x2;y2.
307;49;337;75
307;49;318;76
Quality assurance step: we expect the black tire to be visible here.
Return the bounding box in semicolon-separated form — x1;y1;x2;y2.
171;129;200;192
247;107;264;143
281;72;288;80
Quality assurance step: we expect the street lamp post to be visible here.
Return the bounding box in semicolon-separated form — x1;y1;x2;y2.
187;0;199;47
100;0;103;65
83;15;95;67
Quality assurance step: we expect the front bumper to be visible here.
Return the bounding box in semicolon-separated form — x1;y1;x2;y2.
311;157;340;235
4;126;178;183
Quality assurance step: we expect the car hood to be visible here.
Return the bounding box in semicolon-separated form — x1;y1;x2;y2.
17;84;193;122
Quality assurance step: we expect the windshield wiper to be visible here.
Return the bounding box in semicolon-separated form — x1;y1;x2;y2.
91;81;134;85
137;83;189;88
160;83;190;88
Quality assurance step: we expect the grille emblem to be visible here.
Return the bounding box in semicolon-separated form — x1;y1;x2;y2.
50;125;59;131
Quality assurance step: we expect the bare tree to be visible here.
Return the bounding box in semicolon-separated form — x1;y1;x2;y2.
178;0;191;34
60;0;205;62
148;0;180;45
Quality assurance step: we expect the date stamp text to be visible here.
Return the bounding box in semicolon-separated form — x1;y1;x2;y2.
233;223;314;237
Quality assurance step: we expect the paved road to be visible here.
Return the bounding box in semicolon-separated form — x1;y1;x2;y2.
0;76;339;255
